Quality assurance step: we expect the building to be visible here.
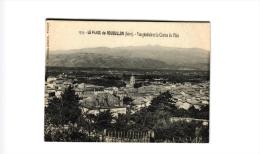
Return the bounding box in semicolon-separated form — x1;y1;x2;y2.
126;74;135;88
132;97;152;112
84;107;127;117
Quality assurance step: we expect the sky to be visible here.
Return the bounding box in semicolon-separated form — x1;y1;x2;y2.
46;20;210;53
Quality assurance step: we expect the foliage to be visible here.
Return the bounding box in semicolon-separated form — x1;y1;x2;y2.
113;113;129;131
45;86;82;125
92;79;126;88
95;110;114;131
154;121;209;143
77;113;97;134
148;91;176;113
134;82;142;88
44;124;100;142
44;86;209;142
123;96;133;106
129;108;154;131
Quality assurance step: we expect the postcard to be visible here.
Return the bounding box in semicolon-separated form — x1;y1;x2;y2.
45;19;210;142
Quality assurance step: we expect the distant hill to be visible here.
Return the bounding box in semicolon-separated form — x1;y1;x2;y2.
47;53;171;69
48;45;210;70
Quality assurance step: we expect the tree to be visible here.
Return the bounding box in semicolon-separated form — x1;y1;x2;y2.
123;96;133;106
123;96;135;115
78;113;97;134
45;86;82;125
196;104;209;119
113;113;129;131
95;110;114;131
130;108;154;130
134;82;142;88
148;91;176;113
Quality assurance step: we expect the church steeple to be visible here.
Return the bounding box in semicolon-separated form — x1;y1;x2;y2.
129;74;135;87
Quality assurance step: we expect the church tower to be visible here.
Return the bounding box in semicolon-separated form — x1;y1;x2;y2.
129;74;135;87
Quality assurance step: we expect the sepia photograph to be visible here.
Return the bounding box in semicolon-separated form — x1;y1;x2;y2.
2;0;260;153
44;19;210;143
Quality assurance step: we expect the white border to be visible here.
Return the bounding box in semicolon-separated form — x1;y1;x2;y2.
1;1;260;154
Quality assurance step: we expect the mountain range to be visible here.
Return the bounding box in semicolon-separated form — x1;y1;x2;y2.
47;45;210;70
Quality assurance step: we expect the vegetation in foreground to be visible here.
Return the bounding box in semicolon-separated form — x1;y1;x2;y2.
45;86;209;142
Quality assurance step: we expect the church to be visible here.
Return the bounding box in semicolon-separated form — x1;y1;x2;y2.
126;74;135;88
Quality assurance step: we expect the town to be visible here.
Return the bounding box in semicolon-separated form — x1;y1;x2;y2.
44;67;209;142
45;68;209;117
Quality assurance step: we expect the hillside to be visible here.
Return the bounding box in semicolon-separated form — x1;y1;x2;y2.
48;45;210;70
47;53;171;69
